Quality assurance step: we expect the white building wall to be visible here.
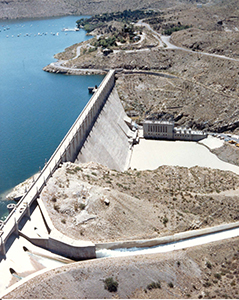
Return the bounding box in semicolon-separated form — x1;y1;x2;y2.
143;121;207;141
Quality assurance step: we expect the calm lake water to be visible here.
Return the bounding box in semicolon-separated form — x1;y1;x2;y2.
0;16;104;220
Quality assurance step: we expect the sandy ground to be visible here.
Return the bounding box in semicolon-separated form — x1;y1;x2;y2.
129;136;239;174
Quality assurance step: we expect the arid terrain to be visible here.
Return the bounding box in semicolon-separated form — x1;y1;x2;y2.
4;237;239;299
47;0;239;133
39;161;239;243
3;0;239;299
0;0;185;20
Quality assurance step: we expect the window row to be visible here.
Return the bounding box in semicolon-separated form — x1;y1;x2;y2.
147;125;168;133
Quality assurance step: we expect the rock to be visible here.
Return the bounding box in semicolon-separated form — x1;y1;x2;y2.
104;198;110;206
75;211;97;225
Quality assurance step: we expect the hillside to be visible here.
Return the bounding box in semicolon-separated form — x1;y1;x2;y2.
4;238;239;299
39;161;239;243
0;0;186;20
44;0;239;134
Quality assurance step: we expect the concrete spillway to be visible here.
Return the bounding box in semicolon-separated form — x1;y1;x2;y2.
76;86;134;171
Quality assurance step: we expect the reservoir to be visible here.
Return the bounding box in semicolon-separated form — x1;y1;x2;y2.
0;16;104;219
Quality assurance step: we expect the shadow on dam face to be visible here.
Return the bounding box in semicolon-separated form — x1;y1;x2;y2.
75;86;134;172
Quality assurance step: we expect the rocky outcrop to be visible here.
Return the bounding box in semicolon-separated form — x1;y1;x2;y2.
43;65;68;74
43;64;106;75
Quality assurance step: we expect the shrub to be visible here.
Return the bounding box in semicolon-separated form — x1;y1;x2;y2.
203;281;212;288
214;273;221;280
206;261;212;269
168;282;174;288
104;277;118;292
147;281;161;290
231;280;236;286
51;196;57;202
74;166;82;172
88;47;97;53
163;25;191;35
79;203;86;210
163;216;168;226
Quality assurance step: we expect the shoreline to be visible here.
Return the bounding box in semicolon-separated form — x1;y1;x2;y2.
43;64;107;75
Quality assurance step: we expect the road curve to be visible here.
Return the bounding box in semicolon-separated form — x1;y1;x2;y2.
139;21;239;62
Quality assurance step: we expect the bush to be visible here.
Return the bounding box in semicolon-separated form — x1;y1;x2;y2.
104;277;118;292
79;203;86;210
147;281;161;290
206;261;212;269
163;216;168;226
168;282;174;288
214;273;221;280
163;25;190;35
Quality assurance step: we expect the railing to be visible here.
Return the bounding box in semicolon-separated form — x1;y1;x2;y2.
0;70;115;255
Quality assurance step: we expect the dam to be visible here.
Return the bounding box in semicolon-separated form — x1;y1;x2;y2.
0;70;135;263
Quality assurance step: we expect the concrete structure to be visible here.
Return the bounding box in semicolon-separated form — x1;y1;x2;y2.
76;87;136;171
0;70;130;260
96;221;239;250
143;120;207;141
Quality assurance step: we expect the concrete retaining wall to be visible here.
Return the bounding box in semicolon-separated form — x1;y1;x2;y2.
19;198;96;260
19;230;96;260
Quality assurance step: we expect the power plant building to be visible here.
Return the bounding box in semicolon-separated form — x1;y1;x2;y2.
143;120;207;141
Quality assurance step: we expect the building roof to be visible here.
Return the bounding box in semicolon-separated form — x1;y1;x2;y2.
143;120;174;125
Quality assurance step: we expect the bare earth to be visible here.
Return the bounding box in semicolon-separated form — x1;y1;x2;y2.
44;0;239;134
38;161;239;243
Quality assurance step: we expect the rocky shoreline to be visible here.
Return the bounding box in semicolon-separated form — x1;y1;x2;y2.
42;64;107;75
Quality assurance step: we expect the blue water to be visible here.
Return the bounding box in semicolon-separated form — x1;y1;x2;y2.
0;16;104;220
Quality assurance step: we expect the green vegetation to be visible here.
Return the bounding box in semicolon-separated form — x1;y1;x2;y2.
103;277;119;292
163;216;169;226
214;273;221;280
163;24;190;35
79;203;86;210
93;36;117;49
91;24;140;49
76;9;160;32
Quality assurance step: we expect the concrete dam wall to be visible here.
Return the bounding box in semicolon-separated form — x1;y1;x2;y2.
0;70;134;260
75;86;134;171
